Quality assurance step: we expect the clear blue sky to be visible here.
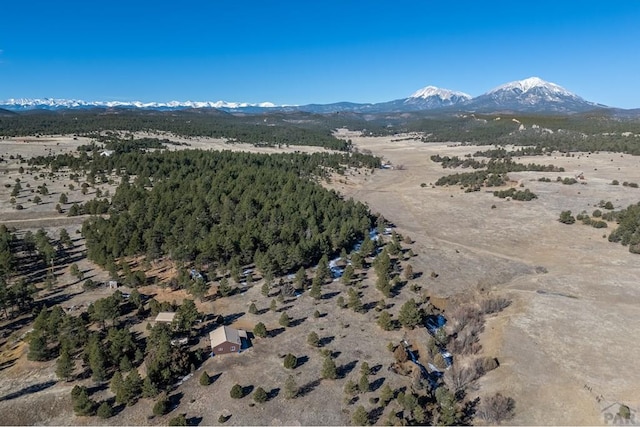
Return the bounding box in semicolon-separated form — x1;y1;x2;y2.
2;1;640;108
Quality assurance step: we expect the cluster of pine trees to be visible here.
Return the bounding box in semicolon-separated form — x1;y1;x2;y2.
0;110;351;150
63;149;379;275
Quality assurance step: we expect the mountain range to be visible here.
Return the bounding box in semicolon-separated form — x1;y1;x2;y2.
0;77;613;115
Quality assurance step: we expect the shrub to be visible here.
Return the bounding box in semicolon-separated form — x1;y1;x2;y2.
153;393;170;416
283;353;297;369
476;393;515;424
253;386;268;403
199;371;211;386
284;375;298;399
559;210;575;224
307;331;320;347
230;384;244;399
168;414;187;426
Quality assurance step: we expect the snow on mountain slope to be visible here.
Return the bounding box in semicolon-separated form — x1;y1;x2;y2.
0;98;278;111
464;77;605;113
409;86;471;102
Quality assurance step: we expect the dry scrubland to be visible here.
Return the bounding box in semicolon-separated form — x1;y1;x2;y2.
0;132;639;425
333;130;640;424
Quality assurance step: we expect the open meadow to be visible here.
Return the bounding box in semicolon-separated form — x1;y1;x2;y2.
0;132;638;425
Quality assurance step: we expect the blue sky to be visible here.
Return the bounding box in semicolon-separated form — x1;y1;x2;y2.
2;1;640;108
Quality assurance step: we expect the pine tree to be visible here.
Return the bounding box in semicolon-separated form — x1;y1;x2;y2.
307;331;320;347
253;322;267;338
342;264;354;285
71;386;96;416
248;302;258;314
110;371;125;404
322;356;337;380
398;298;422;329
230;384;244;399
347;288;363;313
360;361;371;376
253;386;268;403
27;333;48;361
283;353;297;369
199;371;211;386
142;375;159;398
309;276;322;300
380;384;394;404
284;375;298;399
97;401;113;419
261;282;270;296
153;392;170;416
377;311;393;331
55;345;74;381
294;267;306;289
344;379;357;396
88;338;108;382
279;312;290;327
351;405;370;426
124;369;142;405
358;373;370;393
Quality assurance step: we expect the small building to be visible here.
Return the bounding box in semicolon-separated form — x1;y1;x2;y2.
154;312;176;324
209;326;247;355
107;280;118;289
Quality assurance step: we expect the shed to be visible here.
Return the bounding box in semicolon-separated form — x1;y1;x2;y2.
209;326;247;355
154;312;176;324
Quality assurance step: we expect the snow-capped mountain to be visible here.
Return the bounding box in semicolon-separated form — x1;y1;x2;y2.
0;78;611;114
0;98;278;111
462;77;606;113
399;85;472;110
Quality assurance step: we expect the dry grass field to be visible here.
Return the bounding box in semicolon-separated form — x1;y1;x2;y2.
331;130;640;425
0;132;639;425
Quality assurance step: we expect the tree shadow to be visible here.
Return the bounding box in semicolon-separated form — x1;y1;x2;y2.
268;328;285;338
391;280;408;297
461;396;480;425
298;378;321;397
224;312;245;325
169;391;184;411
321;291;340;300
369;406;385;425
295;355;309;368
338;360;358;379
276;305;293;313
0;358;17;371
362;301;378;312
371;364;383;375
86;382;108;395
267;387;280;401
370;377;385;392
256;308;270;315
0;380;57;402
289;317;307;327
187;416;203;426
242;385;254;397
318;336;334;347
209;372;222;385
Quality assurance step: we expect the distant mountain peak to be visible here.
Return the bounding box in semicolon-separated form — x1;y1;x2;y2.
487;77;575;97
0;97;278;110
409;85;471;101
